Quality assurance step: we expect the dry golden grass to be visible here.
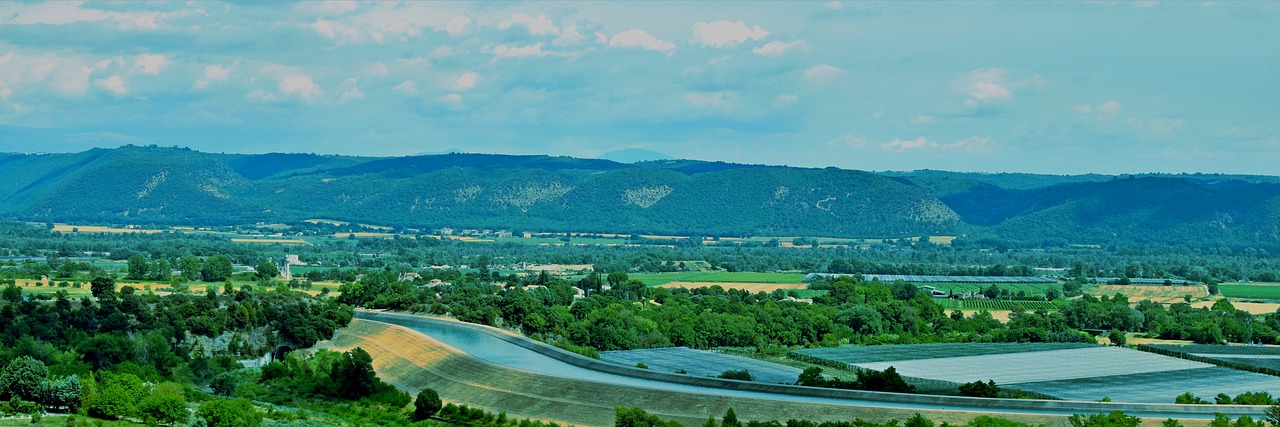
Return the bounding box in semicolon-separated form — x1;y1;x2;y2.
658;281;805;293
331;232;395;238
958;309;1012;322
51;223;164;233
1191;298;1280;315
928;235;957;245
1094;284;1208;303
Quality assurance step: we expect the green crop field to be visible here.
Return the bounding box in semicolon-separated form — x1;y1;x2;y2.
1219;284;1280;300
905;282;1059;297
630;271;806;286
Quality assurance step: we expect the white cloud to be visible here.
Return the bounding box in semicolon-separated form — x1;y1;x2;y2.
367;62;388;77
1127;117;1183;136
753;40;807;55
310;19;364;44
0;54;94;97
911;115;935;124
429;46;456;59
952;68;1041;107
194;64;232;89
493;43;546;58
453;72;478;91
52;64;93;97
869;110;885;119
692;20;769;48
295;1;359;16
554;25;588;46
825;1;844;10
883;137;932;151
443;15;472;36
828;134;868;149
882;136;997;151
803;64;842;81
775;94;797;105
441;93;463;104
245;89;277;102
261;65;322;101
684;91;739;109
2;2;182;29
338;87;364;103
501;13;558;36
132;54;169;75
609;29;676;53
1075;99;1123;118
943;136;996;152
279;75;321;100
94;75;128;96
392;80;418;94
0;85;11;101
336;77;364;103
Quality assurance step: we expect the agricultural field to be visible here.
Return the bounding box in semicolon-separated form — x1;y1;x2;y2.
792;343;1094;365
894;282;1060;297
50;223;166;233
658;282;806;293
937;299;1058;311
853;347;1207;385
631;272;806;286
1191;299;1280;315
803;344;1280;403
1090;284;1207;303
1145;344;1280;371
600;347;804;384
1219;284;1280;300
1012;367;1280;403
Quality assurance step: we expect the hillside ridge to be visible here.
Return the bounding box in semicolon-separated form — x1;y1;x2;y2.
2;145;1279;246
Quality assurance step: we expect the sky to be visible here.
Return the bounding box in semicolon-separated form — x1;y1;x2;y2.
0;1;1277;175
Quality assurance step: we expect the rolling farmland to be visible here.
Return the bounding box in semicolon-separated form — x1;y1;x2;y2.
600;347;804;384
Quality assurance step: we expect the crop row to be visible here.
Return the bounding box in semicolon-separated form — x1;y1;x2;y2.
960;299;1058;311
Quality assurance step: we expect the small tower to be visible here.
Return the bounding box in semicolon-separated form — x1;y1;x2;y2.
279;256;292;281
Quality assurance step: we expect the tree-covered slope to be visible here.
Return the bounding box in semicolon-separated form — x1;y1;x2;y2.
3;145;1280;245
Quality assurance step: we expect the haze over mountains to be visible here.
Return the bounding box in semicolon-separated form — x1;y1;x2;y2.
2;145;1280;247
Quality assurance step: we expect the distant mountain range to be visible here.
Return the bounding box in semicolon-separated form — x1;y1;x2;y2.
2;145;1280;247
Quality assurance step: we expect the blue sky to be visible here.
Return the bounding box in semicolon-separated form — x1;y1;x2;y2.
0;1;1276;174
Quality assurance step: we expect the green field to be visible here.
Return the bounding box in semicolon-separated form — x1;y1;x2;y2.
630;271;806;286
908;282;1060;297
1219;284;1280;300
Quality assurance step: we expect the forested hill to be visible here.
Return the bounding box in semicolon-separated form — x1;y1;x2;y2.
2;145;1280;246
